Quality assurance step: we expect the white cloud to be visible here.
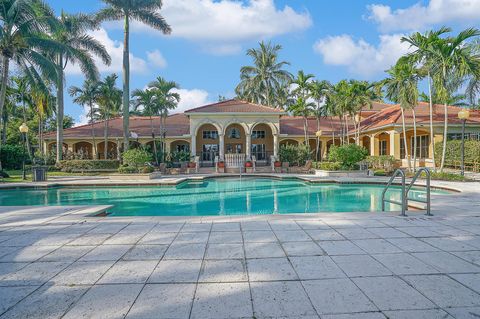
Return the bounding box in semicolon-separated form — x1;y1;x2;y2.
147;50;167;68
367;0;480;32
313;34;411;77
75;106;90;127
171;88;212;113
106;0;312;55
66;27;149;75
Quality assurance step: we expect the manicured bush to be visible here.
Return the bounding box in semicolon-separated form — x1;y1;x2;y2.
141;166;155;173
170;150;191;162
56;160;120;172
366;155;397;172
315;161;342;171
278;144;311;166
117;165;137;174
122;148;152;170
328;144;368;170
0;144;26;169
421;171;467;181
434;140;480;165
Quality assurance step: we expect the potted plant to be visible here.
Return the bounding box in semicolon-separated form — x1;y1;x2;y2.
188;161;196;168
274;160;282;173
217;161;225;173
245;160;253;173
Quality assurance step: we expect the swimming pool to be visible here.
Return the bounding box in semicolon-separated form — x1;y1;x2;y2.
0;177;450;216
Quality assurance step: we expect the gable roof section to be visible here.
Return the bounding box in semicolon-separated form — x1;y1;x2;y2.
280;116;344;136
185;99;285;114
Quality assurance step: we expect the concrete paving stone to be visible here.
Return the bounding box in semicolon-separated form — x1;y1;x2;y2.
412;251;480;273
40;245;95;262
181;222;211;232
366;227;410;238
353;239;403;254
274;230;312;242
452;250;480;266
373;253;439;275
174;232;209;244
191;283;252;319
211;222;240;232
332;255;392;277
149;259;202;283
66;233;112;246
318;240;366;255
97;260;157;284
1;261;70;286
450;236;480;249
199;259;247;282
335;228;379;240
250;281;317;318
208;231;243;243
0;284;88;319
151;223;184;232
446;307;480;319
0;245;61;262
125;283;196;319
302;278;377;315
31;233;81;246
0;233;46;247
321;313;386;319
80;244;132;261
386;237;439;253
383;309;452;319
290;256;345;280
50;261;115;285
323;219;358;228
243;230;277;243
241;221;271;231
352;219;389;228
102;232;145;245
421;237;478;251
122;244;168;260
269;221;302;231
295;219;330;230
86;223;128;234
281;241;324;256
62;283;143;319
247;257;298;281
396;227;443;237
205;243;244;259
403;274;480;308
57;223;97;234
0;246;22;259
244;242;286;258
163;243;206;259
0;262;28;277
450;273;480;294
353;276;436;311
306;229;344;241
0;285;38;314
137;231;177;245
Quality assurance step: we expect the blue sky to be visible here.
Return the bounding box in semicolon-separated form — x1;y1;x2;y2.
47;0;480;125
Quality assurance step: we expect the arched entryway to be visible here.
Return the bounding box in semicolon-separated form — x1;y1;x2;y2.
279;139;299;147
400;129;430;160
47;142;68;154
97;141;117;159
170;140;190;153
73;142;93;159
376;132;390;156
308;138;323;161
196;123;220;166
326;139;341;155
251;123;274;163
224;123;246;155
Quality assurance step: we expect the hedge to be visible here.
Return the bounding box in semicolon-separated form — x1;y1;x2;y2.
56;160;120;172
328;144;368;170
278;144;310;166
366;155;397;172
434;140;480;164
0;144;27;170
314;161;342;171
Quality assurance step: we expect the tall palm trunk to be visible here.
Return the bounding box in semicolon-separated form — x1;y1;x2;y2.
427;74;436;170
316;116;320;161
0;55;11;170
159;114;163;162
401;108;412;172
22;99;31;159
104;117;109;159
303;116;308;146
89;101;97;159
122;14;130;152
412;108;417;172
2;113;7;144
440;69;448;172
345;116;350;144
56;59;64;163
150;116;158;164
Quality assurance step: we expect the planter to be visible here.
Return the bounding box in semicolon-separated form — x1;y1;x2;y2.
245;162;253;168
217;167;225;173
274;167;281;173
217;162;225;168
31;166;48;182
274;161;282;168
188;162;196;168
245;167;254;173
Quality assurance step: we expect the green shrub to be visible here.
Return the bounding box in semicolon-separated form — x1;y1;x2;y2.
315;161;342;171
0;144;27;169
374;169;388;176
141;166;155;173
117;164;138;174
56;160;120;172
328;144;368;170
170;150;191;162
366;155;397;172
122;149;152;170
278;144;311;166
434;140;480;165
421;171;467;181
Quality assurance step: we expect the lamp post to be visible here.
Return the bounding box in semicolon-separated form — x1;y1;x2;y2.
19;123;29;180
315;130;322;161
457;109;470;176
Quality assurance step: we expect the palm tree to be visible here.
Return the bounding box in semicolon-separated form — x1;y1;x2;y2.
131;88;159;163
0;0;62;169
383;57;421;172
402;27;452;170
235;41;292;106
310;80;331;160
96;0;171;152
425;28;480;171
288;97;315;146
96;74;122;159
69;80;101;157
273;84;294;110
50;12;111;163
292;70;314;99
146;76;180;161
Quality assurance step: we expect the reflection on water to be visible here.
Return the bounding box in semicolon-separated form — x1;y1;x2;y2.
0;178;450;216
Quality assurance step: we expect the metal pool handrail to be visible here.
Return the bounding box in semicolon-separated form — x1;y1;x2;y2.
406;167;432;216
381;169;406;216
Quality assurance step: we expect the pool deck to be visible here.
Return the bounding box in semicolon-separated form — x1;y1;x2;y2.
0;175;479;318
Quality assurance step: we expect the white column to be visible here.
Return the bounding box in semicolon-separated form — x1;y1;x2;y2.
370;135;376;156
191;134;196;156
219;133;225;160
273;134;279;158
246;133;251;159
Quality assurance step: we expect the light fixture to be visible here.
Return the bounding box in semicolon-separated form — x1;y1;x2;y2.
315;130;323;138
19;123;29;133
458;109;470;120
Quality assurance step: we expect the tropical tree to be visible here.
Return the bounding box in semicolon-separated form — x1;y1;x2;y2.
68;80;101;157
96;74;122;159
96;0;171;152
131;88;159;163
288;97;315;145
235;41;292;107
291;70;314;99
310;80;331;160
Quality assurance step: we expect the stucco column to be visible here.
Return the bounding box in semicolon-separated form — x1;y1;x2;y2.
389;131;401;159
370;135;378;156
219;133;225;160
191;134;196;156
246;133;251;159
273;134;279;158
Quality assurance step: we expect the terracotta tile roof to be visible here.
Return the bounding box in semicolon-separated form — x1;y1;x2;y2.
280;116;344;136
44;113;190;139
185;99;285;113
360;102;480;131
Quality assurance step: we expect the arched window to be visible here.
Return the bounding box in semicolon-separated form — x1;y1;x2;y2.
228;127;241;139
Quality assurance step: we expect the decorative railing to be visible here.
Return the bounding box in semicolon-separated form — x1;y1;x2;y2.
225;153;245;168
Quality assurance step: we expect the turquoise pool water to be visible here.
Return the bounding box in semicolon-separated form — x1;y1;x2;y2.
0;178;450;216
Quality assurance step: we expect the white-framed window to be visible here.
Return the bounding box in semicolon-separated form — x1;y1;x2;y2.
175;144;189;152
227;128;241;139
411;135;429;159
379;140;388;155
252;130;266;139
202;130;218;140
448;133;480;141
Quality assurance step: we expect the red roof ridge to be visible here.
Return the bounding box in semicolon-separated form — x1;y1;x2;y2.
184;98;283;113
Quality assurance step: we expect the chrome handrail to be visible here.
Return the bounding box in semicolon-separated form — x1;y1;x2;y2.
381;169;406;216
406;168;432;216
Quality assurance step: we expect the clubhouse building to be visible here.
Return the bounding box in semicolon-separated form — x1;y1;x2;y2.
44;99;480;167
